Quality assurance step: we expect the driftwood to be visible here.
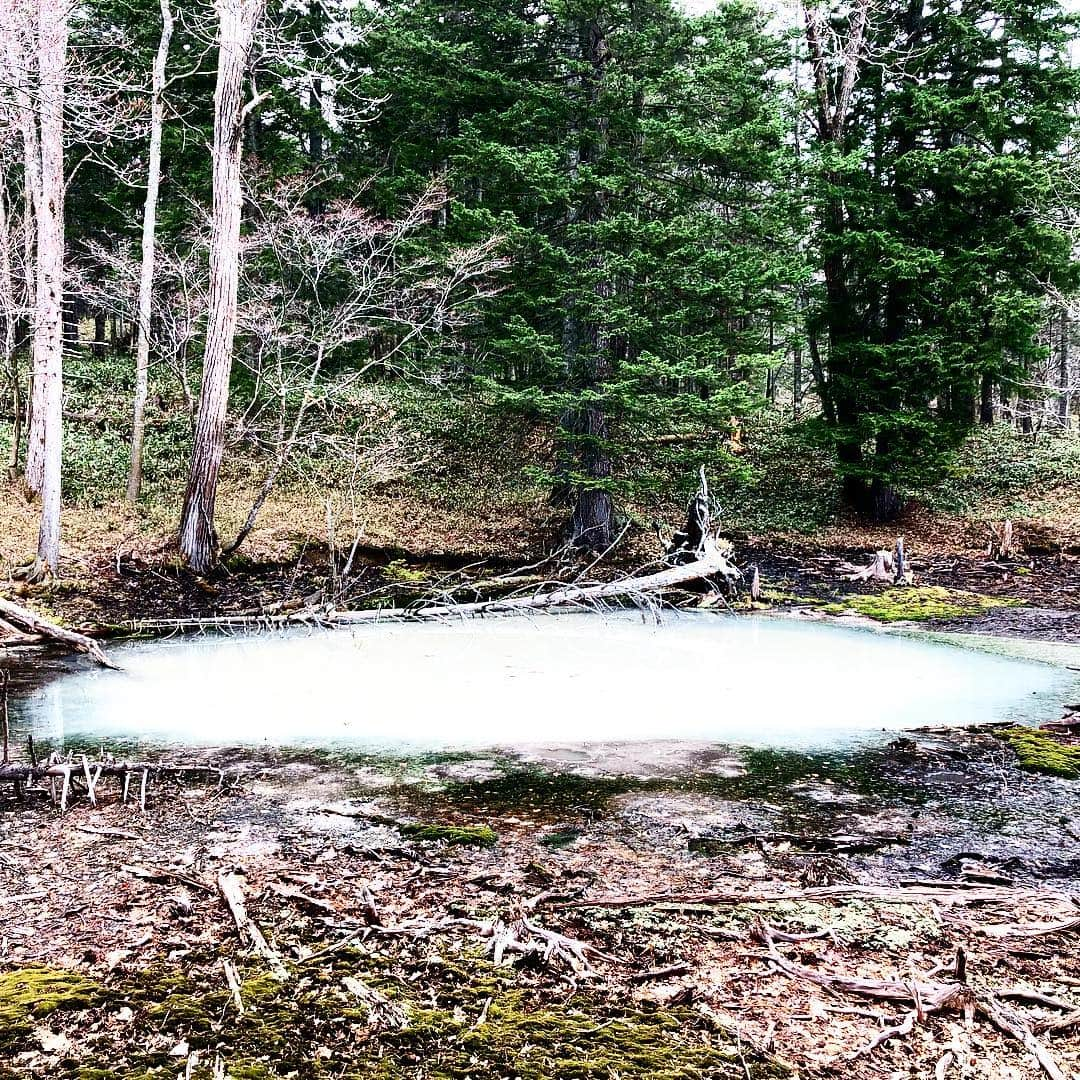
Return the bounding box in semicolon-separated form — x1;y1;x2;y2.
0;597;116;668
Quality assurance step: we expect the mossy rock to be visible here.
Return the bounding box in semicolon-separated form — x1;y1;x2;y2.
0;967;102;1051
399;822;497;846
997;727;1080;779
823;586;1021;623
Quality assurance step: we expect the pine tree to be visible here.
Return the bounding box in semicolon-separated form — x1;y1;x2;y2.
356;0;802;548
803;0;1080;520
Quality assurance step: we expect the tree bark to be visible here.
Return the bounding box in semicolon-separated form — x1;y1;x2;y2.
980;370;995;425
127;0;173;503
26;0;67;580
0;184;21;480
566;16;614;552
178;0;264;573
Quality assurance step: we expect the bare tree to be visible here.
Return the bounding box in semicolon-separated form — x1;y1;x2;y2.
0;123;27;480
127;0;174;503
178;0;267;574
220;181;506;557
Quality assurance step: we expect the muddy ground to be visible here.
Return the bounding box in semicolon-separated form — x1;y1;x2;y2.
1;726;1079;1080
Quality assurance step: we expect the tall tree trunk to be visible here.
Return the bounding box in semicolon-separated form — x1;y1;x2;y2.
566;16;614;552
127;0;173;504
0;185;21;480
3;0;45;495
27;0;67;580
178;0;263;573
1057;309;1070;428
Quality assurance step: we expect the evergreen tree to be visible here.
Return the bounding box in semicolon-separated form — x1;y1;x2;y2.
804;0;1080;520
355;0;802;548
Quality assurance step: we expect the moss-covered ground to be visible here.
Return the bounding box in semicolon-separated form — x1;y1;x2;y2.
998;726;1080;779
821;585;1021;622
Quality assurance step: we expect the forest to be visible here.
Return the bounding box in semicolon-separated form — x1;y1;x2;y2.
2;1;1080;1079
0;0;1076;582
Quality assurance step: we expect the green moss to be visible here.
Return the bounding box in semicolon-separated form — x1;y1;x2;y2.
823;586;1021;622
383;559;429;585
399;822;497;846
760;589;826;607
0;967;102;1051
375;986;778;1079
998;727;1080;779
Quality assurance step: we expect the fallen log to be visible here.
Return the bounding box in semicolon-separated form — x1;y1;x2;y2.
0;597;116;668
218;871;290;981
331;552;739;623
122;553;739;633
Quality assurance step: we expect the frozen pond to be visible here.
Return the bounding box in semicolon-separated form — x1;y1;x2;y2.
9;612;1076;752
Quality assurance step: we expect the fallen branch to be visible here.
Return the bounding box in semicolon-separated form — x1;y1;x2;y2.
332;553;738;623
0;597;117;668
218;871;289;981
754;921;1067;1080
552;882;1071;912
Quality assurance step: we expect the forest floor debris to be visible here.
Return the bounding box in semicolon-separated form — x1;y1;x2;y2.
0;727;1078;1078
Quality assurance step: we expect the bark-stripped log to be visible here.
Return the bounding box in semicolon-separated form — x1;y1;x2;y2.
0;597;116;666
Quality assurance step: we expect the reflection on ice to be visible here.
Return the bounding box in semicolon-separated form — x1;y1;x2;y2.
10;612;1075;752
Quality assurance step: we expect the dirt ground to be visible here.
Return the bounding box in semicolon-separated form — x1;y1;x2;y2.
0;729;1079;1080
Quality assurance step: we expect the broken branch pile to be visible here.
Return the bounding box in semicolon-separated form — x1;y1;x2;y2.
0;750;227;810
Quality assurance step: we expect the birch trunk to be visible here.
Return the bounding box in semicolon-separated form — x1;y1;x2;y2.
0;186;20;479
27;0;67;580
178;0;263;573
126;0;173;503
0;0;42;491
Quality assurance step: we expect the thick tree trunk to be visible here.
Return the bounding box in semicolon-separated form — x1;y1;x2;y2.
178;0;263;573
26;0;67;580
127;0;173;504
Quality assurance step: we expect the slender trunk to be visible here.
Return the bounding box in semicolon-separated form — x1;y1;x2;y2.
979;370;995;425
178;0;263;573
566;17;614;552
29;0;67;579
127;0;173;503
1058;309;1070;428
4;0;45;494
0;186;21;479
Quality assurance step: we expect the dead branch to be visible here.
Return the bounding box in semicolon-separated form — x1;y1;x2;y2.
754;921;1067;1080
0;597;117;667
217;871;289;981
